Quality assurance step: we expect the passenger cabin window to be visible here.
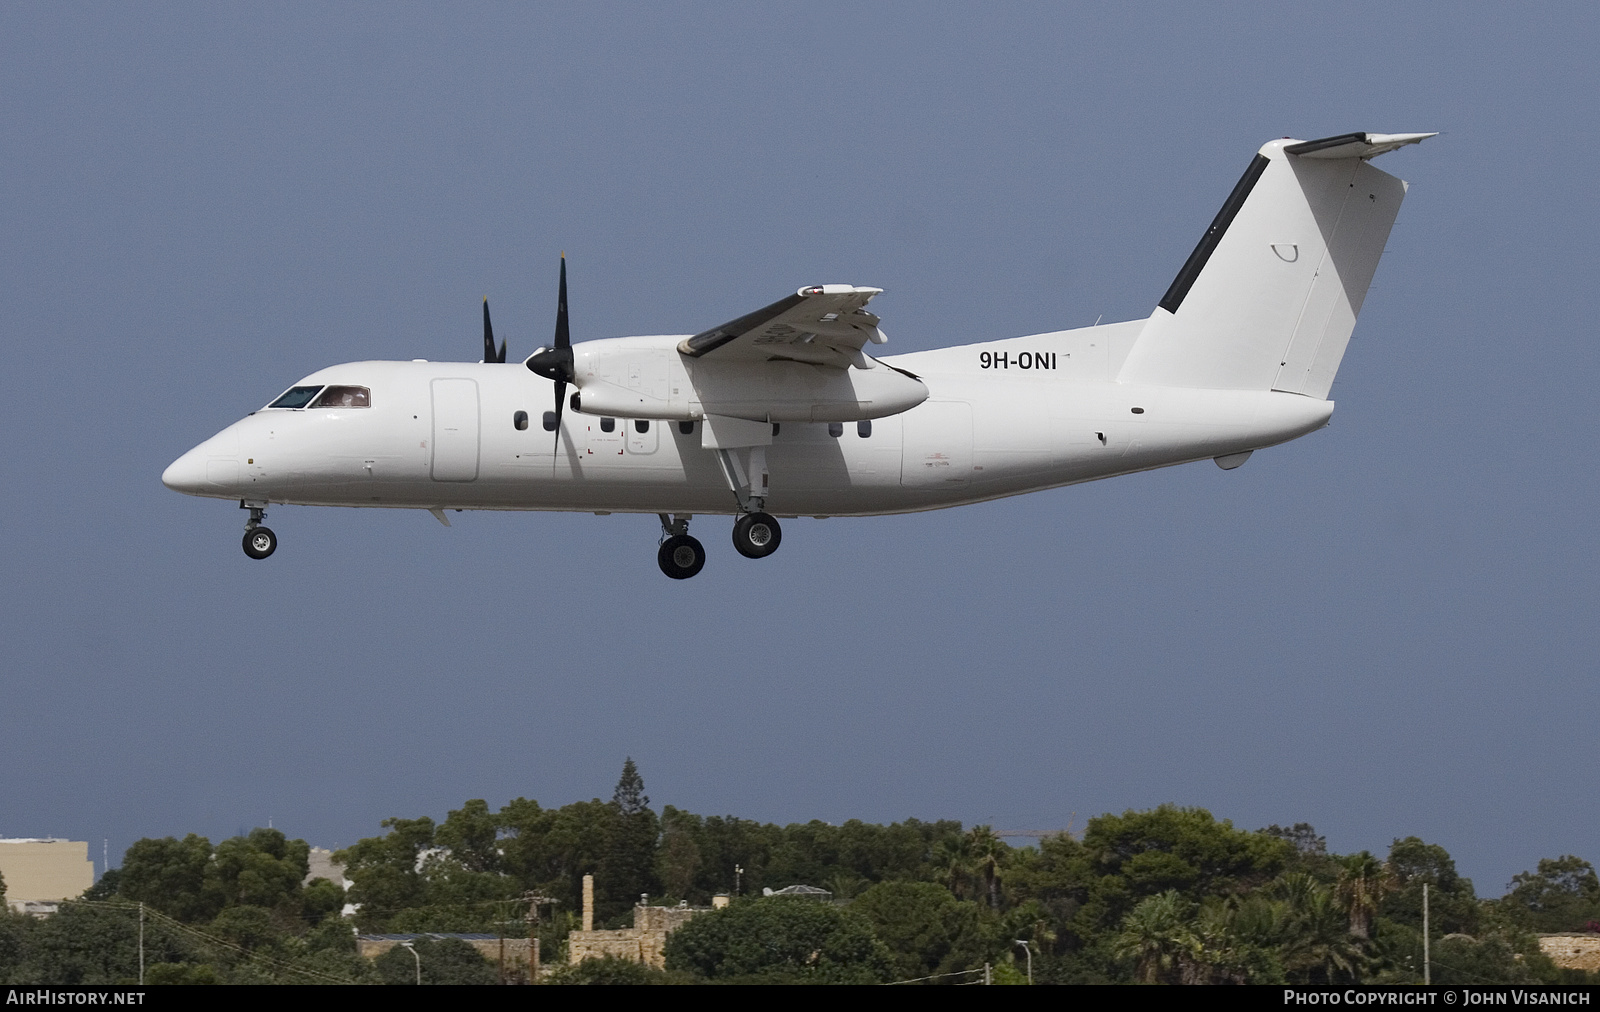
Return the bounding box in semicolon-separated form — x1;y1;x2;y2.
543;411;558;432
514;410;529;431
678;421;695;435
634;419;649;434
828;422;843;438
857;420;872;438
269;386;324;409
600;417;616;433
311;385;371;408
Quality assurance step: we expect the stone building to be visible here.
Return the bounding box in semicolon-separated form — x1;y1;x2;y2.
566;874;722;970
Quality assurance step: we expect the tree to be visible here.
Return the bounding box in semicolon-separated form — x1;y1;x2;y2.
966;825;1008;910
118;834;218;922
204;828;310;914
336;816;437;931
1381;837;1478;935
851;881;993;981
1113;890;1199;984
664;897;893;983
13;903;188;984
599;758;660;920
1274;876;1365;984
1500;856;1600;933
657;806;702;901
434;799;502;874
373;937;498;985
545;954;673;984
1335;851;1392;939
1075;806;1291;936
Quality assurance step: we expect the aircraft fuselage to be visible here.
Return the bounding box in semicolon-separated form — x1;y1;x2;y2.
163;322;1333;519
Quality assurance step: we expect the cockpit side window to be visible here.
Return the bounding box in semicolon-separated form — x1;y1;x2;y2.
268;386;324;409
311;385;371;408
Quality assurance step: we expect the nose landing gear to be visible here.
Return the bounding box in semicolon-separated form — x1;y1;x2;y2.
657;514;705;580
241;501;276;560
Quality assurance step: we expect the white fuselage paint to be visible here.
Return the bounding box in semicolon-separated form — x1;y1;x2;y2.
163;321;1335;519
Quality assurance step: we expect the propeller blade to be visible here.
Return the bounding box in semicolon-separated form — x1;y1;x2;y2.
525;255;577;452
482;298;501;363
552;378;567;453
554;252;569;350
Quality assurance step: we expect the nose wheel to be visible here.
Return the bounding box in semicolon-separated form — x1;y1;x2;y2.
732;512;781;559
243;527;277;559
240;502;277;560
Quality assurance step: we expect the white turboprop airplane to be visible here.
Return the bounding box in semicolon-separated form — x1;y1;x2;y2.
164;131;1433;579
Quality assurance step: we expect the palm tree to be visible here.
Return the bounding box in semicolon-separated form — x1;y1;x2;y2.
966;825;1006;910
1114;890;1199;984
1335;852;1392;940
1274;875;1366;983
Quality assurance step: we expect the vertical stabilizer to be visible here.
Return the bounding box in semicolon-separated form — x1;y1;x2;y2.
1118;133;1431;398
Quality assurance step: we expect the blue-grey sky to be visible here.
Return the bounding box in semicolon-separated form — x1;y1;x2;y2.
2;3;1595;894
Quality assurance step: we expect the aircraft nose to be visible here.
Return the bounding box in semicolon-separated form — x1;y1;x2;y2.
162;447;209;494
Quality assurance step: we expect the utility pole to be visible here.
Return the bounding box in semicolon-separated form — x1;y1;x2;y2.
138;902;144;985
1422;882;1431;985
523;892;558;984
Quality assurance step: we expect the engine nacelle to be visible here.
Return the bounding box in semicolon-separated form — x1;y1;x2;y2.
570;336;928;422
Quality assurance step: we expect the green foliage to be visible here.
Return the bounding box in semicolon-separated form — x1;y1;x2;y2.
600;758;660;920
44;773;1591;989
1381;836;1478;935
664;897;893;983
546;954;678;984
1498;856;1600;932
13;903;186;985
119;834;217;922
850;880;993;981
372;937;498;985
208;829;310;913
142;962;220;985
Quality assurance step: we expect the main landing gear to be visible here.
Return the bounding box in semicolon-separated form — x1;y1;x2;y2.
657;514;705;580
241;501;276;560
732;511;781;559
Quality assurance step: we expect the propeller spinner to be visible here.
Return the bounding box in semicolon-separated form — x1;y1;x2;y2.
526;254;575;448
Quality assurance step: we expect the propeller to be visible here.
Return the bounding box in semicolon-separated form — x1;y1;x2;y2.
482;297;507;363
526;253;575;449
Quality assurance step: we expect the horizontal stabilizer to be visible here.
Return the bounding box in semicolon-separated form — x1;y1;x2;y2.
1284;132;1437;160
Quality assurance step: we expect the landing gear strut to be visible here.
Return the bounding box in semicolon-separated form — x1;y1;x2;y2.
732;512;781;559
714;445;784;560
657;514;704;580
241;501;276;560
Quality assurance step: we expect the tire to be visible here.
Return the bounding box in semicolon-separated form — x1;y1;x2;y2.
242;526;277;560
732;512;782;559
657;534;706;579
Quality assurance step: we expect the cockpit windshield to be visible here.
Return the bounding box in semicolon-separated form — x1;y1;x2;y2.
311;385;371;408
268;385;324;408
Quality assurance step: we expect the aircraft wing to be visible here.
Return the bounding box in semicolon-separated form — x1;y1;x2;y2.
677;285;887;369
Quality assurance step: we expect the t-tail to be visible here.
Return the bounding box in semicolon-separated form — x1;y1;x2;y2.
1118;131;1435;398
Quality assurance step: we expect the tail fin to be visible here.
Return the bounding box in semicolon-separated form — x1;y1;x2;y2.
1117;132;1433;397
